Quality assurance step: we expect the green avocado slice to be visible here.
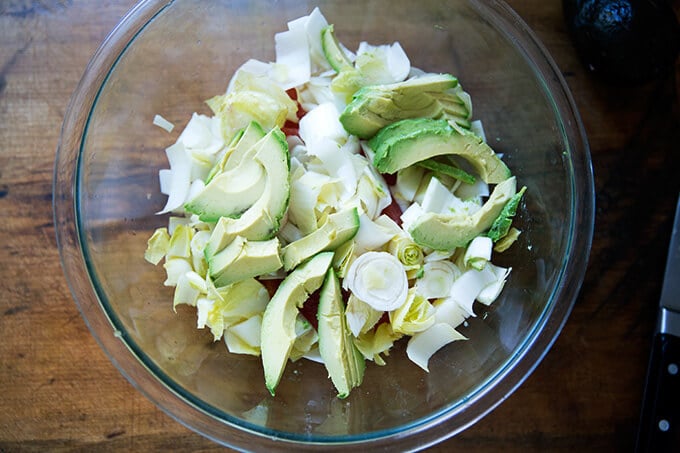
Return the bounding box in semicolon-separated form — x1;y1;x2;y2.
208;236;282;288
317;268;365;398
369;118;511;184
261;252;334;395
321;24;353;72
204;121;266;184
281;207;360;271
339;73;471;139
409;176;517;251
203;128;290;258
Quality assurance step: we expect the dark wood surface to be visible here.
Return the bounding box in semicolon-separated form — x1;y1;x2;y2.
1;1;679;451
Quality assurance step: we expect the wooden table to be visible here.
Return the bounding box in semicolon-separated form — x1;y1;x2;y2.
1;1;679;451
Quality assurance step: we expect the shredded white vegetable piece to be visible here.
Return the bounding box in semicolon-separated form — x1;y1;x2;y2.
153;114;175;132
407;323;467;372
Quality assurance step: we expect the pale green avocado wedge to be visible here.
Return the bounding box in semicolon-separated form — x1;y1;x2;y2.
261;252;334;396
203;128;290;259
281;207;360;271
369;118;511;184
188;122;268;222
205;121;267;183
204;127;245;185
208;236;282;288
317;267;365;398
184;157;266;223
409;176;517;251
339;73;472;139
321;24;353;73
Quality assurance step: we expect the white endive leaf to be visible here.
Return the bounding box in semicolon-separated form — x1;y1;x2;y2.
195;297;214;331
178;114;224;164
433;297;469;328
395;165;426;203
226;59;271;94
163;258;192;287
423;249;454;263
463;236;493;270
299;102;348;147
447;267;497;316
353;213;396;253
225;315;263;355
470;119;486;142
157;142;191;214
345;294;383;337
273;18;311;90
477;264;512;305
407;323;467;372
158;169;172;196
400;202;424;234
305;7;331;72
302;347;324;364
455;177;489;203
355;41;410;84
361;165;392;217
173;271;201;309
420;176;463;215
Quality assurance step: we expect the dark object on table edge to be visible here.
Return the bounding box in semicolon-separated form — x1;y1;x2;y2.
563;0;680;83
635;196;680;452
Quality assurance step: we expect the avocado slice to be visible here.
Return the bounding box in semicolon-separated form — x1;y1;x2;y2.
321;24;353;72
186;123;271;222
261;252;334;395
409;176;517;251
339;73;472;139
184;158;266;223
204;127;245;185
416;158;476;185
203;128;290;258
281;207;360;271
208;236;282;288
369;118;511;184
317;268;365;398
205;121;267;184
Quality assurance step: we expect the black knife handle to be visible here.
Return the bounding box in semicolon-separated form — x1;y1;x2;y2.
636;333;680;452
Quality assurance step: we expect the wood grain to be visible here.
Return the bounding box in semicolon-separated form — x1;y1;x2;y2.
1;0;679;451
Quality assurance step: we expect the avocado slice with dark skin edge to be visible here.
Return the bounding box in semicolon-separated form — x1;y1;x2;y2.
409;176;517;251
317;267;365;398
416;158;476;185
487;186;527;242
369;118;511;184
339;74;471;139
203;127;290;258
261;252;335;396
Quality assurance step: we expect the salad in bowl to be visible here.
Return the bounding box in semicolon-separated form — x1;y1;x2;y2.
145;7;526;399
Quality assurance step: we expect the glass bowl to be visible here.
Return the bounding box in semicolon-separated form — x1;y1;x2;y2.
54;0;594;450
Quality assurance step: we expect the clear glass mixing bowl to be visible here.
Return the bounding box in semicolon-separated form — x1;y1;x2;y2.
54;0;594;450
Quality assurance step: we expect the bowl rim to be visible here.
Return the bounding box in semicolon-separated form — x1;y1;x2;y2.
53;0;595;450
